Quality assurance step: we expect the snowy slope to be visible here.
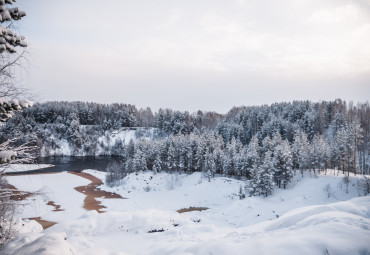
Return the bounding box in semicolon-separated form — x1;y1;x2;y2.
87;170;368;227
2;168;370;255
4;197;370;255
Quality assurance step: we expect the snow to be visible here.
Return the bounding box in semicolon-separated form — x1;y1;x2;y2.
4;231;75;255
0;151;16;163
6;172;90;222
2;167;370;255
0;164;54;173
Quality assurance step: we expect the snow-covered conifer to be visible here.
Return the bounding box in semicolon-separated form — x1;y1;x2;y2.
273;140;293;188
250;151;275;197
245;135;260;178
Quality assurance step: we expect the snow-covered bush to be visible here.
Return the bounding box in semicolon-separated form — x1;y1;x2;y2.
0;150;16;163
358;176;370;196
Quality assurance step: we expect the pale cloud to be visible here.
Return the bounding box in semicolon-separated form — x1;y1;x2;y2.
17;0;370;112
308;4;362;24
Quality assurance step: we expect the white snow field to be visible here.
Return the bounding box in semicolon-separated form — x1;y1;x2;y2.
2;167;370;255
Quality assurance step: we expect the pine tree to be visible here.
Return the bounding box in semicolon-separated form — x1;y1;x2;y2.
133;149;147;172
153;154;162;173
249;150;276;198
247;136;260;168
333;127;348;173
291;130;310;176
259;151;275;197
249;163;261;196
203;152;216;182
66;113;83;153
195;136;206;171
273;140;293;188
347;117;363;175
310;134;331;174
167;141;177;171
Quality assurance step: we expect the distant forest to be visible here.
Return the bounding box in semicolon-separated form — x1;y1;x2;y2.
1;99;369;193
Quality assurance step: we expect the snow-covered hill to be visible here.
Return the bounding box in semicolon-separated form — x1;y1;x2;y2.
2;169;370;255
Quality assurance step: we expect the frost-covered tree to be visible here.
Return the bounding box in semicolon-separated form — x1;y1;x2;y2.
66;113;83;152
292;130;310;175
133;149;147;172
0;1;26;54
203;152;216;182
153;154;162;173
310;134;330;174
0;0;30;246
167;141;177;171
0;0;27;101
195;136;206;171
347;117;363;175
250;151;275;197
273;140;293;188
333;127;348;173
245;135;260;178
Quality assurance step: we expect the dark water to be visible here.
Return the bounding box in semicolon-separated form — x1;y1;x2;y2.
8;156;121;175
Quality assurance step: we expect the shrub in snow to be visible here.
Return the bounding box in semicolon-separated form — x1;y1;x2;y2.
0;150;16;163
324;184;333;198
343;176;350;194
105;161;127;187
358;176;370;196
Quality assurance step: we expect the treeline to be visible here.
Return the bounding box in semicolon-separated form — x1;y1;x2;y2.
0;99;369;176
105;126;360;197
11;101;222;132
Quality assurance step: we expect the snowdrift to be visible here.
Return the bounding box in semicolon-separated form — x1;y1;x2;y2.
3;197;370;255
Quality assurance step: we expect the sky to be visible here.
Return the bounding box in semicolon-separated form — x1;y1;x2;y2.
15;0;370;113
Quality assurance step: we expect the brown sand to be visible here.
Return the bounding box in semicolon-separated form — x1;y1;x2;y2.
7;170;123;230
28;217;57;230
46;200;64;212
177;207;209;213
7;184;60;229
7;184;32;201
69;171;123;213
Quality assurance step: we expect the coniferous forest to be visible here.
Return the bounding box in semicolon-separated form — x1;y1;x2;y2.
1;99;369;195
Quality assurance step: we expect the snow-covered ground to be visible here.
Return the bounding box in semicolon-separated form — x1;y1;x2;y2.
2;166;370;255
0;164;54;173
6;172;90;222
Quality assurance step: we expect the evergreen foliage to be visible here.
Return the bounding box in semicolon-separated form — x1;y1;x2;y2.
1;99;370;198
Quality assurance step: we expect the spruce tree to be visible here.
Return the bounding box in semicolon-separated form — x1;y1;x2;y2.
273;140;293;189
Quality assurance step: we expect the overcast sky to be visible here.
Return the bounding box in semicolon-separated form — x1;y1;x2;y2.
16;0;370;113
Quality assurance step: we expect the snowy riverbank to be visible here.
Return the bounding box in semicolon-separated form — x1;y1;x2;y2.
1;164;54;173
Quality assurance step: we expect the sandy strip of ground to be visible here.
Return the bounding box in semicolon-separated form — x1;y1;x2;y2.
69;171;123;213
177;207;208;213
28;217;57;229
46;200;64;212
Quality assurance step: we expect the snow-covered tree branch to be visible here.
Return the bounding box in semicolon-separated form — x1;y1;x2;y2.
0;0;30;246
